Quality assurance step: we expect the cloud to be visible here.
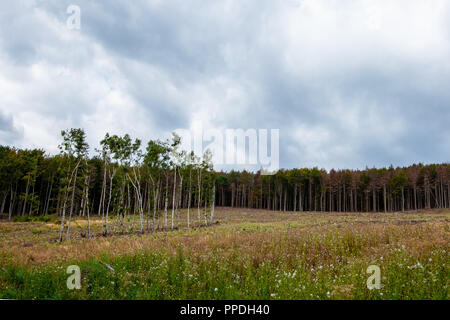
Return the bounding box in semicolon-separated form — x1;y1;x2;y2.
0;0;449;170
0;110;23;145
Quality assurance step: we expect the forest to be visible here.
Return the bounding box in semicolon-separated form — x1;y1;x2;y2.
1;128;449;241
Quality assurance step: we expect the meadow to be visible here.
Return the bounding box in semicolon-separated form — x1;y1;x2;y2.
0;208;448;300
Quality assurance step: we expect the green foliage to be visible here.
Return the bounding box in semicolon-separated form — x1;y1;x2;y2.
0;246;447;300
13;214;58;223
59;128;89;158
1;127;450;223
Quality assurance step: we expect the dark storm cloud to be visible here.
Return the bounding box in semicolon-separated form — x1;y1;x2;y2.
0;111;23;144
0;0;449;169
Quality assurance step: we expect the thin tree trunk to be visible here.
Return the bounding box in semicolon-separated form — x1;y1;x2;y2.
210;183;215;224
0;190;8;217
66;163;80;240
401;186;405;212
198;169;202;227
171;166;177;230
164;173;169;230
21;175;30;217
187;169;192;228
177;172;183;228
152;177;160;232
8;184;17;221
299;185;303;211
44;178;54;216
293;183;297;212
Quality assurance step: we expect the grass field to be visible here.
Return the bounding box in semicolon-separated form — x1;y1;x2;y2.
0;208;448;300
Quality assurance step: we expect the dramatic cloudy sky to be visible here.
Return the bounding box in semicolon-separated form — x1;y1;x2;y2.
0;0;449;170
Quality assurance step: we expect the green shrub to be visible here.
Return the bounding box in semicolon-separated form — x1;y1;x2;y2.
13;216;31;222
12;215;58;223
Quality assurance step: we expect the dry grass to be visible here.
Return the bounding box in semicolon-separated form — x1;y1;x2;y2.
1;208;448;267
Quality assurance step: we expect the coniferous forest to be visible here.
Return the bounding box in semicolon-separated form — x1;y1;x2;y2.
1;128;449;241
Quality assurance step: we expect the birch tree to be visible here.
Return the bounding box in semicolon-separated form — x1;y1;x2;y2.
58;128;88;241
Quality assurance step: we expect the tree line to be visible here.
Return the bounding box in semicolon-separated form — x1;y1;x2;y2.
0;128;449;240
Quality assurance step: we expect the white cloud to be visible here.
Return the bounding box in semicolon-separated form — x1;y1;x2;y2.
0;0;449;169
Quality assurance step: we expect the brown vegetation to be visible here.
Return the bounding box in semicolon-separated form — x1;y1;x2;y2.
1;208;448;269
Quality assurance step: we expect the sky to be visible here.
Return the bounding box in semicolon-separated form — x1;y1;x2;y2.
0;0;449;171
